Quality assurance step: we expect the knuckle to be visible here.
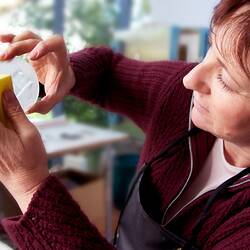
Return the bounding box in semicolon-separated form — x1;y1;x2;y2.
26;38;41;46
38;41;48;52
13;30;31;42
23;123;37;134
7;43;16;53
9;105;23;116
23;30;35;38
23;129;37;140
29;125;37;134
54;35;65;46
40;109;49;115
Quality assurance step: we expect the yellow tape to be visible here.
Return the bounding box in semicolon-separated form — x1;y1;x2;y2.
0;75;13;125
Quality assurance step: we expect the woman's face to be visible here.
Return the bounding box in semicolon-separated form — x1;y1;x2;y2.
183;31;250;145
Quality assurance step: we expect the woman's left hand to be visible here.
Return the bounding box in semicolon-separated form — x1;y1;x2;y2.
0;90;49;213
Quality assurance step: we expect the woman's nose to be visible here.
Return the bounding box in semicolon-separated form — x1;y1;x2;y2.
183;63;210;94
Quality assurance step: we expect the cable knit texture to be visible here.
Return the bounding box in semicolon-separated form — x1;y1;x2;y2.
0;47;249;249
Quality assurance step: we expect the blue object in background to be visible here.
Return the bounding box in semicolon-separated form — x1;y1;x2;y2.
169;26;209;61
108;0;133;126
169;26;181;60
50;0;66;167
199;28;209;60
52;0;65;118
117;0;132;29
112;154;139;209
107;112;123;126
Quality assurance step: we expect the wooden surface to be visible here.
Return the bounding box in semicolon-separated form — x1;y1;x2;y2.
33;117;129;158
70;178;120;236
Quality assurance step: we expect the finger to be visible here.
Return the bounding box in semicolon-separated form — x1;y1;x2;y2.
0;39;41;60
12;30;41;43
0;34;15;43
28;35;68;60
27;95;60;114
3;90;31;135
0;118;6;130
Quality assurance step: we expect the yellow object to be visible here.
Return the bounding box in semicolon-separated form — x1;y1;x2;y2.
0;75;13;125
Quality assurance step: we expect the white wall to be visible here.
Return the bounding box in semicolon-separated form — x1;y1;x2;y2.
149;0;220;28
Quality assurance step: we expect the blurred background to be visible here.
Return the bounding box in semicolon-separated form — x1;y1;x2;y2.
0;0;219;247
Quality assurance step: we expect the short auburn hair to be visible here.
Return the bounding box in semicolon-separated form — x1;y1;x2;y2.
210;0;250;78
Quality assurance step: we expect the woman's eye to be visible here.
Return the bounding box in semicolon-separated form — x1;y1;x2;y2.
217;73;232;92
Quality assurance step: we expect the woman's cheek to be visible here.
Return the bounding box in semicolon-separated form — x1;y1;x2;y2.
209;96;231;132
214;98;245;138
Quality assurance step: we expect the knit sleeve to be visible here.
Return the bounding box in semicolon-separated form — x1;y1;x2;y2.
1;175;115;250
204;207;250;250
69;47;190;132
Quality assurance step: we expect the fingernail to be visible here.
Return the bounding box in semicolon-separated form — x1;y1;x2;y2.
3;90;16;104
0;53;6;60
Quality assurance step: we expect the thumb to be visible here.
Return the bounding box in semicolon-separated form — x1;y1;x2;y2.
3;90;30;134
27;95;59;114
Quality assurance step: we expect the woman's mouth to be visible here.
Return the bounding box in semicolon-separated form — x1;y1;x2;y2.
193;98;209;113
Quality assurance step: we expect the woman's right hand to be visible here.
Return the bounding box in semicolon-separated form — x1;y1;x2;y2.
0;31;75;114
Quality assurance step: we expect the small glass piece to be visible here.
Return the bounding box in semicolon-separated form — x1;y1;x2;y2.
0;57;39;112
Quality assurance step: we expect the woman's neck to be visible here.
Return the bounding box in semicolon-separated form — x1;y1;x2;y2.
224;140;250;168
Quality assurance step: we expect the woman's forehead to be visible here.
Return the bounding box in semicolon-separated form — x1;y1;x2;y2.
211;5;250;80
210;28;250;85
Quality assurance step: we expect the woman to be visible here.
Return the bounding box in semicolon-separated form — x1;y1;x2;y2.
0;0;249;249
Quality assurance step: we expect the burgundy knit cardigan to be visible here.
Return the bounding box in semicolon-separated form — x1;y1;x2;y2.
0;47;249;250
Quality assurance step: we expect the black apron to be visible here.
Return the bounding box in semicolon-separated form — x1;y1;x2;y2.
113;127;250;250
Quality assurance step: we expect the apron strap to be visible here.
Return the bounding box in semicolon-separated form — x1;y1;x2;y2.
147;127;200;166
114;127;201;246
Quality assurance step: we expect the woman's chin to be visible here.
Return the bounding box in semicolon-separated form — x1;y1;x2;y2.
191;108;210;131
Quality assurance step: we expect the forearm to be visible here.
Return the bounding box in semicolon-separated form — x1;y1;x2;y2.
69;47;176;132
2;175;115;250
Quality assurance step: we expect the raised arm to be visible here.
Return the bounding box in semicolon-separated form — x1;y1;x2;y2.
70;47;189;131
0;32;190;132
2;176;115;250
0;90;115;250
